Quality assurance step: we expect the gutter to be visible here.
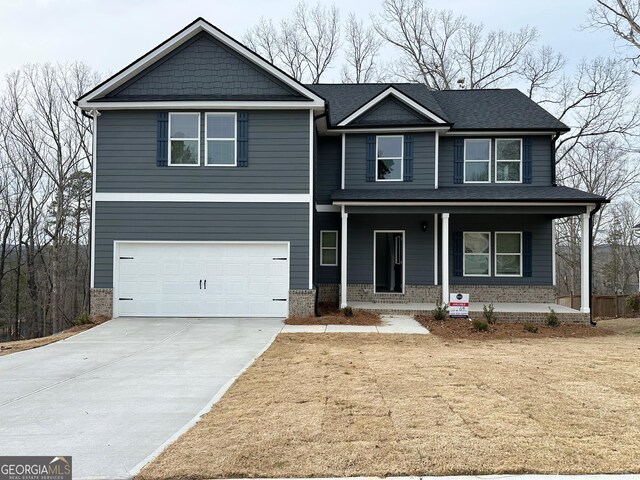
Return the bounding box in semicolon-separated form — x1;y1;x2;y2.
551;131;561;186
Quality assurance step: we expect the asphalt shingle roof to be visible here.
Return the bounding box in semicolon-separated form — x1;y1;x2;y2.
331;186;607;203
306;84;568;131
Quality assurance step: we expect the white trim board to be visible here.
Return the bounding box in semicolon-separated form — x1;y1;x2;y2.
334;201;599;208
80;100;323;110
95;193;311;203
77;18;325;109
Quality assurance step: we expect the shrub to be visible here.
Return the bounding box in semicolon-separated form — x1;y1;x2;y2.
626;293;640;313
472;319;489;332
433;302;448;321
546;308;560;327
483;303;497;324
523;323;539;333
73;313;92;326
341;306;354;317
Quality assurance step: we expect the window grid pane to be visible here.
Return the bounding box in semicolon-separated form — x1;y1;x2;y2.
378;159;402;180
377;136;402;158
170;114;199;139
496;255;521;275
465;254;490;275
321;232;337;248
496;161;520;182
496;139;521;161
496;233;521;253
207;140;235;165
465;139;490;160
207;114;235;139
321;249;337;265
170;139;199;165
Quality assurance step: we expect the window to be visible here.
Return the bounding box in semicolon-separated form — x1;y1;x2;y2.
206;113;236;166
463;232;491;276
495;232;522;276
320;231;338;266
376;135;403;181
169;113;200;165
464;139;490;183
495;139;522;182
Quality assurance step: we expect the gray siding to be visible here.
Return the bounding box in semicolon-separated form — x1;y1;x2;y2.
439;136;553;187
96;110;310;193
447;214;553;285
108;33;302;100
316;137;341;204
315;212;341;284
94;202;309;289
347;214;435;285
344;133;435;189
351;97;433;125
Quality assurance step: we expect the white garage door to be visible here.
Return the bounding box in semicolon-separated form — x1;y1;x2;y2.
115;242;289;317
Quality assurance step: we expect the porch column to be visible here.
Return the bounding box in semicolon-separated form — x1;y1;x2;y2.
441;213;450;305
340;205;348;308
580;208;592;313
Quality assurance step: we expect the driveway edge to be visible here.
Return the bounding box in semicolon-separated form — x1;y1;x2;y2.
127;326;283;478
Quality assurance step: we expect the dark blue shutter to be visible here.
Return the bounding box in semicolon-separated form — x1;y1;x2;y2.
453;231;463;277
157;112;168;167
366;135;375;182
454;138;464;184
403;135;413;182
523;137;532;184
237;112;248;167
523;231;533;277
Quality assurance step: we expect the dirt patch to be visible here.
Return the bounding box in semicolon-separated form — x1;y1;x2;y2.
0;315;110;356
415;315;613;340
138;332;640;479
286;303;382;326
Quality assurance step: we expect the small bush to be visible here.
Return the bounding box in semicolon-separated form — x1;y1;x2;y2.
433;302;448;321
341;306;354;317
73;313;92;326
523;323;539;333
546;308;560;327
483;303;497;324
626;293;640;313
472;319;489;332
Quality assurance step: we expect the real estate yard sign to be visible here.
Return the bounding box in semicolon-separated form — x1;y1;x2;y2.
449;293;469;318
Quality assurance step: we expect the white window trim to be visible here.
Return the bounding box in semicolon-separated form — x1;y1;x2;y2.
495;231;523;277
495;138;523;184
463;138;491;184
320;230;338;266
373;230;405;294
204;112;237;167
168;112;201;167
463;231;491;277
375;135;404;182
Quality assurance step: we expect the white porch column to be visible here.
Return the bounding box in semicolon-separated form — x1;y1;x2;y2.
441;213;450;305
580;208;592;313
340;205;348;308
433;213;439;285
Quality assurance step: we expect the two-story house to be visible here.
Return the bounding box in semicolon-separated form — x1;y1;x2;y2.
77;18;607;323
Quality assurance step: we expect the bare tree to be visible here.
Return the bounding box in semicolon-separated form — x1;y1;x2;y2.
342;14;384;83
521;45;567;100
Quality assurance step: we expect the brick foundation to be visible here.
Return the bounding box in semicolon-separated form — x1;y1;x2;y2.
317;283;339;304
90;288;113;318
347;284;442;303
288;289;316;317
450;284;556;303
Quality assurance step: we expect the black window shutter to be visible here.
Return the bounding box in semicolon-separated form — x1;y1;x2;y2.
157;112;168;167
403;135;413;182
366;135;375;182
454;138;464;184
523;137;532;184
523;231;533;277
237;112;249;167
453;231;463;277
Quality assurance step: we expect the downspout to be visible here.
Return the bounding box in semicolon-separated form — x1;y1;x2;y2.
551;132;560;186
589;203;603;326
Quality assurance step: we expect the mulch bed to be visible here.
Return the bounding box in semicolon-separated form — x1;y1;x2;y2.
285;302;383;326
415;315;614;340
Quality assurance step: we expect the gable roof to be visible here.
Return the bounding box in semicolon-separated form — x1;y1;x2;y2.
77;18;324;109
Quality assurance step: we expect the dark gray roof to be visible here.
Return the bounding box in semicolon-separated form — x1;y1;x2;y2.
306;83;568;132
331;186;607;203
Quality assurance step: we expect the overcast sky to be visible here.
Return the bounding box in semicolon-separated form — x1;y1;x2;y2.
0;0;630;86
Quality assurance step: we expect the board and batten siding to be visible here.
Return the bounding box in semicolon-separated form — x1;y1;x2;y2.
315;212;341;284
96;110;310;193
316;136;341;204
344;133;435;189
438;136;553;187
94;202;310;290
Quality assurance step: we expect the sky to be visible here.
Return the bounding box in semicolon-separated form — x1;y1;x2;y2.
0;0;631;85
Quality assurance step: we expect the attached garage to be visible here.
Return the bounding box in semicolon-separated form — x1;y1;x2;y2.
114;241;290;317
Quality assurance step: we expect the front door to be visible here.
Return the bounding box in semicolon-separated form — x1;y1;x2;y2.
374;231;404;293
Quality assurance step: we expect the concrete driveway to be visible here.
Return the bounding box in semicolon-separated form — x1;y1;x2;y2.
0;317;284;480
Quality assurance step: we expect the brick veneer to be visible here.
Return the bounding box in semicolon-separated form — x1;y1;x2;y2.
288;289;316;317
90;288;113;318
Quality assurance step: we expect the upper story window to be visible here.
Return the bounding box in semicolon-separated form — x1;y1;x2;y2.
206;113;237;166
495;139;522;183
464;139;490;183
463;232;491;276
376;135;403;181
169;113;200;166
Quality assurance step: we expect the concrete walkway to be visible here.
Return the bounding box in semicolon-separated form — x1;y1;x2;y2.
0;317;283;480
281;315;429;334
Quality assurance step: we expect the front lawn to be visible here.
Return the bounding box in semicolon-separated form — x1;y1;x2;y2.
138;319;640;479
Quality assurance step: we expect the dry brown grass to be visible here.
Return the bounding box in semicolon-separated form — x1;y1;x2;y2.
598;317;640;336
139;325;640;479
0;315;110;356
286;303;382;326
